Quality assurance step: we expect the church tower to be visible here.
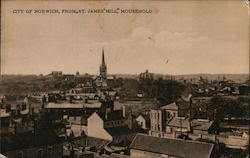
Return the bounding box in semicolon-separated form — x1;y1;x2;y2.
99;48;107;79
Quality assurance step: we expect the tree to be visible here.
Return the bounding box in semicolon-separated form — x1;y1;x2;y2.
208;96;247;121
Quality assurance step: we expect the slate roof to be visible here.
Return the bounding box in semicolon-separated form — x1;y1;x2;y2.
130;134;214;158
95;153;130;158
106;110;124;121
166;117;190;128
71;136;111;150
97;110;124;122
105;127;137;146
45;102;102;109
160;102;178;111
0;154;7;158
136;113;150;120
192;119;214;131
105;127;132;136
166;117;214;131
0;109;10;118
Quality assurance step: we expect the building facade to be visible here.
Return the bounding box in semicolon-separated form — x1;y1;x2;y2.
130;133;218;158
149;109;167;135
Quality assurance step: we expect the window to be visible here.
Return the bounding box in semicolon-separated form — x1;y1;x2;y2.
37;149;43;157
16;151;23;158
158;113;160;120
47;146;52;155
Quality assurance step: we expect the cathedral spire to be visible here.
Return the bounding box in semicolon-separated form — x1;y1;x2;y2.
99;48;107;79
102;47;105;66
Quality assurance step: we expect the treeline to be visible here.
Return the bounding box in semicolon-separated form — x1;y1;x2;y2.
208;96;249;120
139;79;186;105
117;78;186;105
192;95;249;120
0;75;90;94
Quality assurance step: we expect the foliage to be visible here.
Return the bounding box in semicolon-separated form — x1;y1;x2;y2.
139;78;186;105
207;96;249;120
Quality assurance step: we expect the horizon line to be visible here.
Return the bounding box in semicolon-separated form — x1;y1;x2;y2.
1;72;249;76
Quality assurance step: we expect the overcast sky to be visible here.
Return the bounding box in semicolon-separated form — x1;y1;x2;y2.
1;1;249;75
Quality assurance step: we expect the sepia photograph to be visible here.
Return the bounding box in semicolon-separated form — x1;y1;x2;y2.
0;0;249;158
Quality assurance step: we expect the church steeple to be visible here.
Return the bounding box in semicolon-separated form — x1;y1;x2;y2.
99;48;107;79
101;48;105;66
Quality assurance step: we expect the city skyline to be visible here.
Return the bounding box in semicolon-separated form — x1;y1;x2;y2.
1;1;249;75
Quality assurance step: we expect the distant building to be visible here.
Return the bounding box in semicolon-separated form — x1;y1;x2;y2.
69;87;96;94
50;71;63;76
130;133;218;158
139;70;153;80
76;71;80;76
62;74;75;81
107;75;115;80
69;87;97;100
95;77;108;88
136;114;150;130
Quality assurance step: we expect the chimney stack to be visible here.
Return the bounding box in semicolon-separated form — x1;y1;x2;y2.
188;94;193;132
105;111;108;120
122;105;126;118
9;121;16;134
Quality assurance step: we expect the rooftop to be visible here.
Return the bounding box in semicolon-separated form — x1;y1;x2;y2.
45;102;102;109
96;110;124;122
1;130;63;152
160;102;178;111
70;136;111;150
166;117;190;128
136;113;150;120
192;119;215;131
0;109;10;118
166;118;214;131
160;101;190;111
0;154;7;158
130;133;214;158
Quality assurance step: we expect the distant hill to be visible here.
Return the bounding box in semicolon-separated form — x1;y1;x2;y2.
1;73;248;83
112;73;249;83
111;74;138;79
173;74;249;83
